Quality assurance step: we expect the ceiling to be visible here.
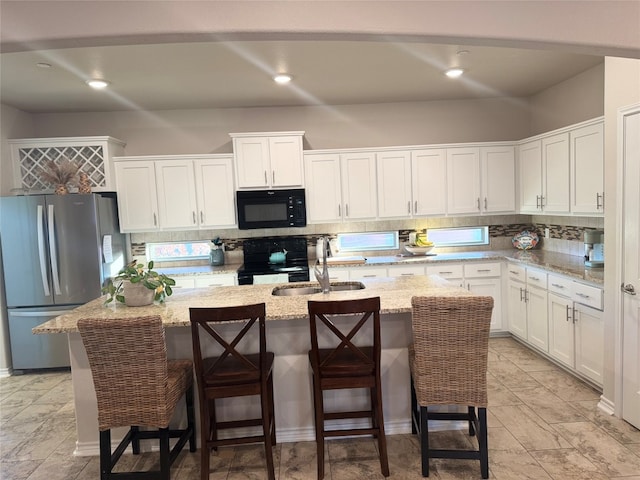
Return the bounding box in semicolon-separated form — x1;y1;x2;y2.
0;40;604;114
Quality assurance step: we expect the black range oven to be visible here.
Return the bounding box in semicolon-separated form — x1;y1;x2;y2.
237;237;310;285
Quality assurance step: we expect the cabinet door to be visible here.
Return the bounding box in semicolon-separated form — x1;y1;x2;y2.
327;267;350;282
447;147;481;214
155;160;198;230
341;152;377;220
467;277;502;331
172;276;196;289
481;145;515;213
114;161;159;232
548;293;575;368
304;154;342;223
518;140;542;213
269;135;304;187
571;122;604;214
194;274;237;288
542;133;570;213
574;303;604;386
194;157;236;228
234;137;270;188
411;149;447;216
507;279;527;340
526;285;549;352
377;150;412;218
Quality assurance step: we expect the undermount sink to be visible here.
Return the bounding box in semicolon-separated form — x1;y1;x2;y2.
272;281;365;296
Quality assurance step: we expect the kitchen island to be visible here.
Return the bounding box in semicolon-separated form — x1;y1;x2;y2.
34;275;473;456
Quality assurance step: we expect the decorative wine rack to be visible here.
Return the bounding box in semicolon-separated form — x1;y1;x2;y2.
9;136;126;193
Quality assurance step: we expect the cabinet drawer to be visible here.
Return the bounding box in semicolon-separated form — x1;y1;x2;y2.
572;282;603;310
194;274;236;288
328;268;350;282
172;277;196;289
506;264;526;281
388;265;426;277
548;274;572;297
426;264;464;279
464;262;501;278
349;267;388;279
526;268;547;289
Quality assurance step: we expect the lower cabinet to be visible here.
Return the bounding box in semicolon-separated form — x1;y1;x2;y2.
506;265;549;352
548;274;604;386
171;273;237;290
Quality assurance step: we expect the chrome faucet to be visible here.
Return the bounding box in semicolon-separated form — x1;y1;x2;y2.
314;236;331;294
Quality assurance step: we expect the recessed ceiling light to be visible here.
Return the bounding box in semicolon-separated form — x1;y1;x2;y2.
85;79;110;89
36;62;52;69
273;74;293;84
445;68;465;79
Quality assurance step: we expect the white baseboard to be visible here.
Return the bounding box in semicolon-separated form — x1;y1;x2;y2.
597;395;615;415
0;367;13;378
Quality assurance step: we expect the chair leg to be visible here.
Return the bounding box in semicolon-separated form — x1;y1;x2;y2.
269;370;277;446
311;372;325;480
468;406;477;437
186;384;197;452
131;426;140;454
420;406;430;477
374;379;390;477
478;407;489;479
99;429;112;480
410;377;418;435
200;401;211;480
159;427;170;480
261;374;276;480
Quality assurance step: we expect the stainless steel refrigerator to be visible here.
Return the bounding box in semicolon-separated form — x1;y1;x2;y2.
0;194;125;370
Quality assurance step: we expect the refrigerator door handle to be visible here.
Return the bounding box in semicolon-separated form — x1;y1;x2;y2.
37;205;51;297
48;204;62;296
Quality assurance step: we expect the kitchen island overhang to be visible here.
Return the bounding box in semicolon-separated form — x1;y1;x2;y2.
34;275;475;456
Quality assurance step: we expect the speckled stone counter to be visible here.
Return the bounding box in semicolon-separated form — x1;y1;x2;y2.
34;275;470;334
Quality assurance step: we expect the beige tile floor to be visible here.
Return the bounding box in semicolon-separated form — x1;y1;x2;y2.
1;337;639;479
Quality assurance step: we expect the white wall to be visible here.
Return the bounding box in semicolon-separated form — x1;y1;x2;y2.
603;57;640;413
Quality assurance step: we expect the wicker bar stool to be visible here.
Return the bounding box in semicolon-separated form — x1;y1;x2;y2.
307;297;390;479
77;315;196;480
409;296;494;478
189;303;276;480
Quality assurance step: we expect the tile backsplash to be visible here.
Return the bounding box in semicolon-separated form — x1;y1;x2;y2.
130;214;604;265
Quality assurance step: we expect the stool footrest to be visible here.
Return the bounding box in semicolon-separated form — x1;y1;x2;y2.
325;410;372;421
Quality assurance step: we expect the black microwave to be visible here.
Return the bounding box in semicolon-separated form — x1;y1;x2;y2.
236;188;307;230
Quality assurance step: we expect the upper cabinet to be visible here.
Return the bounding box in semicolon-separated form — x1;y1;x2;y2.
570;122;604;214
377;150;412;218
230;131;305;189
9;136;125;193
114;155;236;233
412;149;447;216
446;145;515;215
304;151;377;223
519;118;603;216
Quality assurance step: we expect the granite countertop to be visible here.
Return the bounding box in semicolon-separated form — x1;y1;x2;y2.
34;275;472;334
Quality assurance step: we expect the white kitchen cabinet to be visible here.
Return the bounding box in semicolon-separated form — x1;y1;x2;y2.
377;150;412;218
114;160;160;232
542;133;570;213
518;140;543;213
194;157;236;228
570;122;604;214
481;145;516;213
341;152;378;220
388;264;426;277
305;151;377;223
411;149;447;216
114;155;236;233
506;264;548;348
548;274;603;386
464;262;503;331
447;147;481;214
426;263;464;288
155;159;199;230
326;267;350;282
172;277;197;289
231;132;304;189
170;273;237;290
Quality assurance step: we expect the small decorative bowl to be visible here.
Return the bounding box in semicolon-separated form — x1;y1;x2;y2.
512;230;539;250
405;244;435;255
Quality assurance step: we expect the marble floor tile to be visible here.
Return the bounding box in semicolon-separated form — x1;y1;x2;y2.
529;448;610;480
552;421;640;477
0;337;638;480
490;405;572;450
510;386;587;424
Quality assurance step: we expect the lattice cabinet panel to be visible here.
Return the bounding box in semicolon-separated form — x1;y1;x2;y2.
9;137;125;193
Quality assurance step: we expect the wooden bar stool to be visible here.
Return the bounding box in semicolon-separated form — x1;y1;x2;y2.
77;315;196;480
307;296;390;479
189;303;276;480
409;296;494;478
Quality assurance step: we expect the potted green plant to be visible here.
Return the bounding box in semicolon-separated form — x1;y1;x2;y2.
102;260;176;306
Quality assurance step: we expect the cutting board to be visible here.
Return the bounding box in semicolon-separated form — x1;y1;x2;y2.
326;256;366;265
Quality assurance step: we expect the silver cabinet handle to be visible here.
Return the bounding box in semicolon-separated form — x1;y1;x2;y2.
536;195;540;208
477;198;480;210
519;287;524;302
153;213;157;226
264;171;268;185
524;289;529;303
551;283;565;289
540;195;545;208
509;270;520;275
400;273;415;276
408;201;411;214
345;204;349;217
573;307;578;323
484;197;487;210
272;170;275;184
477;269;491;273
414;200;418;213
439;271;453;274
566;305;572;322
622;283;637;295
338;204;341;217
200;211;204;223
192;211;196;224
529;276;540;281
596;192;605;210
362;274;377;278
575;292;590;299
